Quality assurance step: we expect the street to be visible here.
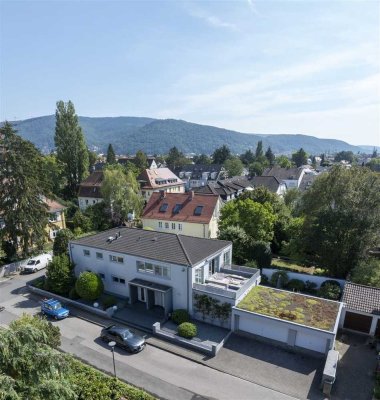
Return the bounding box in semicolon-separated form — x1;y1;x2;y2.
0;271;296;400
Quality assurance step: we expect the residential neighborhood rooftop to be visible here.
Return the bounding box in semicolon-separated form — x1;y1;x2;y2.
237;286;341;332
262;166;304;181
78;171;104;198
249;176;282;193
70;227;231;266
193;176;252;197
45;198;66;212
138;168;183;189
342;282;380;316
142;192;219;224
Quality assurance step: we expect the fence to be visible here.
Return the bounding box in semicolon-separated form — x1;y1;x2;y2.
0;260;25;278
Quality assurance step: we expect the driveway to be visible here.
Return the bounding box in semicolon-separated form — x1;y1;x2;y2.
206;333;325;400
331;332;378;400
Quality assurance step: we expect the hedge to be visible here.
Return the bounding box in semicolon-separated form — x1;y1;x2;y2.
177;322;197;339
171;309;190;325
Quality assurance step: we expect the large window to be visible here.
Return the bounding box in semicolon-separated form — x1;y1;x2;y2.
136;260;171;279
109;255;124;263
96;252;103;259
223;250;231;266
83;249;90;257
112;276;125;284
195;267;204;284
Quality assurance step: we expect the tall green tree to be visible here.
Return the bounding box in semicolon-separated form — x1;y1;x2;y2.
53;229;74;256
193;154;212;165
106;143;116;164
166;146;188;170
134;150;148;172
224;157;244;177
334;151;355;163
88;150;98;171
43;154;64;197
297;166;380;278
292;148;308;167
0;122;49;256
265;146;275;166
240;150;255;166
45;254;73;295
255;140;264;158
275;155;292;168
212;145;231;164
54;100;89;199
101;164;143;225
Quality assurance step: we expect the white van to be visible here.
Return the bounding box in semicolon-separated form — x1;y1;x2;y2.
22;253;52;273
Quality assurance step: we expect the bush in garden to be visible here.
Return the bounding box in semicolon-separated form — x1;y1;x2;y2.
320;280;341;289
250;240;272;268
304;280;318;294
53;229;74;256
287;279;305;292
177;322;197;339
45;254;73;295
318;282;341;300
260;274;269;285
171;309;190;325
270;270;289;288
75;272;104;301
69;286;80;300
102;295;117;309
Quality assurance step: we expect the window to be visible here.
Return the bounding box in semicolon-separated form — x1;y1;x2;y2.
165;222;169;229
99;273;105;280
137;261;145;271
96;252;103;259
171;223;176;229
109;255;124;263
159;203;168;213
93;200;96;204
223;250;231;266
83;249;90;257
145;263;154;273
178;224;182;231
158;221;162;228
195;267;204;284
112;276;125;284
85;199;89;205
173;204;182;214
194;206;203;216
136;260;170;279
120;278;126;284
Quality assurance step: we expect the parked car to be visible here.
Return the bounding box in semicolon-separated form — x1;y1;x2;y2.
41;298;69;320
22;253;52;273
100;325;146;353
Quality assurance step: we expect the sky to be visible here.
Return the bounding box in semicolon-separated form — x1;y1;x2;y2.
1;0;379;146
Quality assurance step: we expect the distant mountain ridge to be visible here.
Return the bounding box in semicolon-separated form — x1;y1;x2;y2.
4;115;370;155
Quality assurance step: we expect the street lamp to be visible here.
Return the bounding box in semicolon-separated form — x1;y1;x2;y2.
108;341;117;378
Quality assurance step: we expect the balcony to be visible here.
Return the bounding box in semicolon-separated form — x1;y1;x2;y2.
193;265;260;301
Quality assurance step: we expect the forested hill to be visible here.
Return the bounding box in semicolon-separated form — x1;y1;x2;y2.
5;115;363;155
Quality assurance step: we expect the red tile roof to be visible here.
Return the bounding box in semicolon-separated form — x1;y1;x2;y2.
142;192;219;224
138;168;183;190
44;198;65;212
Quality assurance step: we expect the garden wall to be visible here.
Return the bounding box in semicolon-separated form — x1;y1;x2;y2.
261;268;346;289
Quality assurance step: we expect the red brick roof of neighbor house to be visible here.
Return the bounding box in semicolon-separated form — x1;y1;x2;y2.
138;168;183;189
342;282;380;315
78;171;104;198
142;192;219;224
44;198;65;212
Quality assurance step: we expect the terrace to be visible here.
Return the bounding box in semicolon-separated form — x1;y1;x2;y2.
237;286;340;332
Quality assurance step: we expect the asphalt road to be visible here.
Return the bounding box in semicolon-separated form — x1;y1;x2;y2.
0;271;297;400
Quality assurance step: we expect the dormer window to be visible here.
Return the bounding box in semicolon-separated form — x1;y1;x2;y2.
173;204;182;214
194;205;203;216
159;203;168;212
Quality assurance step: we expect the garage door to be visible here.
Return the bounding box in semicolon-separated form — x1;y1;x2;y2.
343;311;372;333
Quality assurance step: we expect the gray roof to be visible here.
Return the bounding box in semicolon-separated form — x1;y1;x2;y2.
70;227;231;267
262;167;303;181
342;282;380;315
249;176;281;193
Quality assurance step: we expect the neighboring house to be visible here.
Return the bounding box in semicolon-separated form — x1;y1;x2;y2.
193;176;253;202
138;168;185;202
78;171;104;210
298;172;318;192
174;164;227;190
118;156;158;170
261;167;306;190
142;191;222;238
249;176;287;196
339;282;380;336
69;227;261;324
45;198;66;240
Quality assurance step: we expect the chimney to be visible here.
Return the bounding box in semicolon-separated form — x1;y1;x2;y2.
189;190;195;200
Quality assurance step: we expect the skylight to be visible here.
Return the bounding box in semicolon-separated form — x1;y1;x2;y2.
194;205;203;216
173;204;182;214
159;203;168;212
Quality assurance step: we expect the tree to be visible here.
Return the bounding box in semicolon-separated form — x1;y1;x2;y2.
212;145;231;164
88;150;98;171
351;258;380;288
249;161;265;176
218;226;252;264
106;144;116;164
223;157;244;177
193;154;212;165
101;164;143;224
54;100;89;199
53;229;74;256
43;154;64;197
45;254;73;295
75;271;104;300
134;150;148;172
372;148;378;158
240;150;255;166
0;122;49;256
297;166;380;278
83;202;112;231
166;146;188;169
291;148;307;167
334;151;355;163
265;147;275;166
276;155;292;168
248;241;272;268
255;140;264;159
72;210;92;232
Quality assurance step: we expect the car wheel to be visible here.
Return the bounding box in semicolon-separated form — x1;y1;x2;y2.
33;268;37;273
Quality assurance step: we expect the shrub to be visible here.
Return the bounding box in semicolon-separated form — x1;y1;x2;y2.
69;286;80;300
304;280;318;294
53;229;74;256
33;276;45;289
250;241;272;268
75;272;104;301
171;309;190;325
260;274;269;285
318;283;341;300
287;279;305;292
45;254;73;295
102;295;117;309
177;322;197;339
270;270;289;288
321;279;341;289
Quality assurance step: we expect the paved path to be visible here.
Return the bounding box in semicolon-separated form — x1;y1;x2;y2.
0;272;296;400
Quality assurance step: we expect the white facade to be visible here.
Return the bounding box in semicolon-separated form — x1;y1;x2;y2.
78;196;103;211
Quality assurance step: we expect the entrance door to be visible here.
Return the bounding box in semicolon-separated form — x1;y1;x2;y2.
137;287;146;302
155;291;164;307
343;311;372;333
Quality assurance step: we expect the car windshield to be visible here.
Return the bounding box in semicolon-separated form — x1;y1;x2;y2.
121;330;133;339
52;303;61;310
27;260;36;265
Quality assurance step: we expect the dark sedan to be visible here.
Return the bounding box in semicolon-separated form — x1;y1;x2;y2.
100;325;146;353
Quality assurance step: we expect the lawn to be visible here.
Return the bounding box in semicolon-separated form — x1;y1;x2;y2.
237;286;340;331
271;258;326;275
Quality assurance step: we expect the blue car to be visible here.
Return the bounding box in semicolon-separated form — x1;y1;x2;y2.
41;298;69;320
